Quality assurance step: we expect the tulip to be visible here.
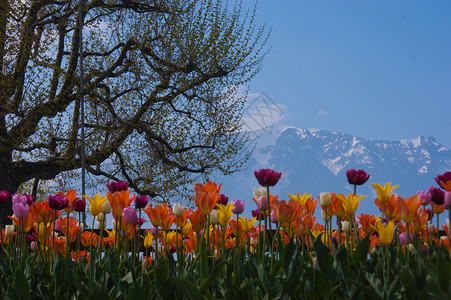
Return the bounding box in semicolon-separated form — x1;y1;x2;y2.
173;203;185;217
12;194;27;206
254;169;282;187
395;194;421;224
319;192;332;207
122;206;138;225
253;188;267;199
83;194;108;216
48;194;69;210
287;191;311;206
346;169;370;185
216;203;234;227
217;194;229;206
371;182;399;204
231;199;245;215
24;194;34;206
210;210;219;226
135;195;149;209
255;196;269;211
376;221;395;245
435;171;451;191
106;181;128;193
97;212;105;223
444;192;451;209
337;193;367;216
429;186;445;205
5;225;14;237
73;198;86;212
143;230;154;249
0;190;9;205
102;200;112;214
251;209;265;221
12;201;29;219
416;190;432;206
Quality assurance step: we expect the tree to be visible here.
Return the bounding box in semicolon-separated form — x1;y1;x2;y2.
0;0;268;222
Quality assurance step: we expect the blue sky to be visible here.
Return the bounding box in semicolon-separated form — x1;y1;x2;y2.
244;0;451;148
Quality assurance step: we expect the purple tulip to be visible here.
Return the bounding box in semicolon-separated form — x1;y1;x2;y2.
107;181;128;193
251;209;265;221
135;195;149;209
150;225;156;235
270;211;277;224
417;190;432;206
48;194;69;210
138;218;145;227
429;186;445;205
425;208;434;220
217;194;229;206
12;202;29;219
435;171;451;191
24;194;34;206
346;169;370;185
399;232;413;245
254;169;282;187
122;206;138;225
73;198;86;212
12;194;27;206
0;190;9;205
255;196;268;211
231;199;245;214
444;192;451;209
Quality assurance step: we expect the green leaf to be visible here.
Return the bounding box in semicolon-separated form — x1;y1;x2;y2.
64;269;88;298
125;276;150;300
435;248;450;293
312;232;333;276
172;277;205;300
12;269;29;299
199;261;227;294
353;233;371;265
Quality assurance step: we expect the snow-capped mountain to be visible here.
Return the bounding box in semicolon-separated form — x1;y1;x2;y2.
215;125;451;217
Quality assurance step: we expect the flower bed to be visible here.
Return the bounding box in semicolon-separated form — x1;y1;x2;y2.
0;170;450;298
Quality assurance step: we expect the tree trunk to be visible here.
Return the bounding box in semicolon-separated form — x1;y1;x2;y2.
0;152;19;225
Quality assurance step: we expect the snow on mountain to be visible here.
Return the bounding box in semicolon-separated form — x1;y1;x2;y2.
215;126;451;219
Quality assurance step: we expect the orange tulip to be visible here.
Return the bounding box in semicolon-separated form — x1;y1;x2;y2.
192;181;221;215
298;214;315;235
329;193;346;218
432;203;445;215
273;199;299;227
375;196;399;221
357;213;378;235
109;190;135;217
142;203;169;228
30;200;57;224
411;210;428;233
57;216;80;243
9;212;35;233
300;197;317;216
176;207;192;228
60;189;77;213
80;231;98;248
160;211;176;231
189;208;206;233
395;194;421;224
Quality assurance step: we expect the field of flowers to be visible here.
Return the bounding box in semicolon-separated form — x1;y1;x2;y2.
0;169;451;299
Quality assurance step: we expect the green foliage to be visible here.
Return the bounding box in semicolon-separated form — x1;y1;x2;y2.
0;237;450;298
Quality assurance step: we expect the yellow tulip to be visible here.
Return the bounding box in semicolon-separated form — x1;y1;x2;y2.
371;182;399;204
239;216;256;233
337;193;367;216
143;230;154;249
376;221;395;245
287;191;311;206
216;203;234;227
83;193;108;216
